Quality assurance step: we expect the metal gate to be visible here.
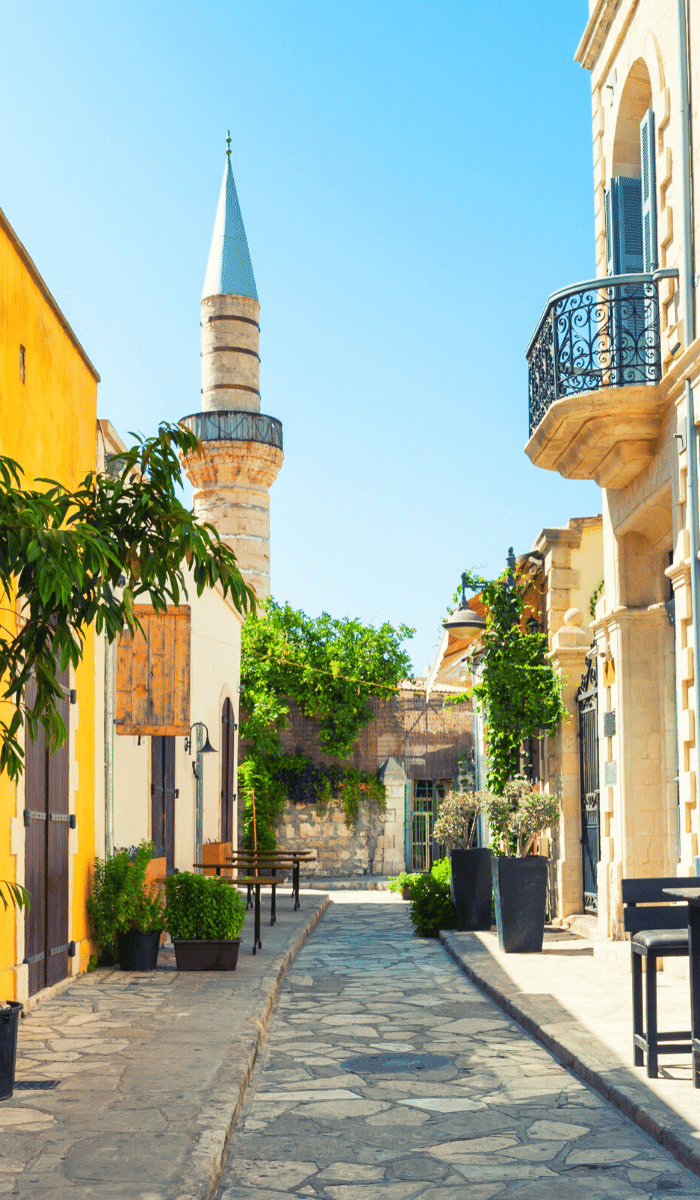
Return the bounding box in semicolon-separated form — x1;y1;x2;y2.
577;647;600;912
24;671;72;996
409;780;447;872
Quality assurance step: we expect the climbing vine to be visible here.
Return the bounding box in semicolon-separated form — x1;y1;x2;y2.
458;568;567;795
239;600;413;848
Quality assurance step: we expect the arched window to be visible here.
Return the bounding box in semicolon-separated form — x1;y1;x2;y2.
221;698;236;843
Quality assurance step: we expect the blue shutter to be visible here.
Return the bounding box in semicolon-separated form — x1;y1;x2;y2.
606;177;643;275
640;109;658;272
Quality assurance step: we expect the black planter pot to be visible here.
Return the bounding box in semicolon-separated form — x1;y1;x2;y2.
116;929;162;971
173;939;241;971
492;855;548;953
0;1001;23;1101
449;847;492;931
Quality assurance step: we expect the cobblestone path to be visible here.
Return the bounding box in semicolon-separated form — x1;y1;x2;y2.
218;897;700;1200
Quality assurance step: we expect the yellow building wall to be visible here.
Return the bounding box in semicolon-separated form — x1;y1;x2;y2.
0;209;99;998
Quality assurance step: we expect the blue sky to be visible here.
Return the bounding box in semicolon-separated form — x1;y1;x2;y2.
1;0;598;672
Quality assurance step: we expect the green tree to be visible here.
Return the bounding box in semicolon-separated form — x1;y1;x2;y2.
459;568;566;795
239;599;414;848
0;422;255;782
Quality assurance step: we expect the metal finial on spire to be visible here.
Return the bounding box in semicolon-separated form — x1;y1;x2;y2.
226;130;232;158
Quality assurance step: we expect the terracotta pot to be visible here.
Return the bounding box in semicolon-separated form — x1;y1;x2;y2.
173;939;241;971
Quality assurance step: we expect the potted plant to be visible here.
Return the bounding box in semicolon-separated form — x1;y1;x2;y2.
481;778;559;952
165;871;247;970
408;857;457;938
387;870;420;900
87;841;165;970
433;789;491;931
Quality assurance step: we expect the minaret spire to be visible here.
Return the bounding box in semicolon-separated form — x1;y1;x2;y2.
180;138;283;599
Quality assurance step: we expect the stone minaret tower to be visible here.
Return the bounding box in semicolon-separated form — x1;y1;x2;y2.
181;136;283;598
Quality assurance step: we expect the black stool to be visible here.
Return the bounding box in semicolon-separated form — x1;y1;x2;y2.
622;876;696;1077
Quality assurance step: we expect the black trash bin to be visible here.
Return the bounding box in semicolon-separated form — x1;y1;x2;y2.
0;1001;23;1101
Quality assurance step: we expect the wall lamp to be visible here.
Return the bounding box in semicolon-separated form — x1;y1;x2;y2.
185;722;217;778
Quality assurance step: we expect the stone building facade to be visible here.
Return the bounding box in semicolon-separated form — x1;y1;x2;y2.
526;0;700;937
242;682;474;877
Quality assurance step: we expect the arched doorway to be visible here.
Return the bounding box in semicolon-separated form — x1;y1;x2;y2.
221;698;236;843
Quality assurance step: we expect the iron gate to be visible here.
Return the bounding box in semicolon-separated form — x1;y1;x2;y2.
409;780;447;872
577;647;600;912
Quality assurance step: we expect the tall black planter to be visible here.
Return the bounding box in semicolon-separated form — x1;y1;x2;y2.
0;1001;23;1101
449;847;492;931
492;855;548;952
116;929;161;971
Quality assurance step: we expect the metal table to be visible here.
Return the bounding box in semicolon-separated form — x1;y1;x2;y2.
663;887;700;1086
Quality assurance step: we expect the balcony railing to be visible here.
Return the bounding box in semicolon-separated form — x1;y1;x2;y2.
526;269;678;437
180;410;283;451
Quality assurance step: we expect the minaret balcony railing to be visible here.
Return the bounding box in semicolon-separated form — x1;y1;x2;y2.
526;269;678;437
180;410;283;451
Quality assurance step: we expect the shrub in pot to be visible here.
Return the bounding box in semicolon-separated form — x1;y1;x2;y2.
87;841;165;970
433;789;491;931
165;872;247;970
387;871;420;901
408;858;457;938
481;778;559;953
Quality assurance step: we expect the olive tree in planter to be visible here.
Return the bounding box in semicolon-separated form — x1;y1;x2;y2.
432;790;491;931
87;841;165;970
165;872;247;970
481;779;560;953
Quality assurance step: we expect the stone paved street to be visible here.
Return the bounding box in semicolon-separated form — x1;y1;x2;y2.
218;895;700;1200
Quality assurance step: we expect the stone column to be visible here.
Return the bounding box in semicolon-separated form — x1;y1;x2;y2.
548;609;591;919
378;757;408;875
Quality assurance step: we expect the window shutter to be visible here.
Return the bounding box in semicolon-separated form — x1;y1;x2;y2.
116;605;191;736
640;108;658;272
605;184;616;275
605;177;643;275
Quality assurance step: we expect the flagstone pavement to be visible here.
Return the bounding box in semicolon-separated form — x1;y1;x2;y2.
217;896;700;1200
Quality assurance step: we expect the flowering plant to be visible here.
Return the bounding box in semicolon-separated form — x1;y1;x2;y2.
432;789;483;849
480;776;559;857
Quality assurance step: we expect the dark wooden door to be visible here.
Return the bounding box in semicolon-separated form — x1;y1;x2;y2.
151;736;176;872
577;648;600;913
221;698;236;843
24;671;70;996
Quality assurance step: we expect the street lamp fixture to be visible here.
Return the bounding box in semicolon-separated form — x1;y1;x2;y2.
443;572;486;644
184;722;217;764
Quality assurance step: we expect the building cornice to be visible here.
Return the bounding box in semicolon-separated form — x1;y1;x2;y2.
575;0;624;71
0;206;100;383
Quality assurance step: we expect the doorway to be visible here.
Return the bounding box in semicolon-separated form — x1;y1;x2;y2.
151;736;177;872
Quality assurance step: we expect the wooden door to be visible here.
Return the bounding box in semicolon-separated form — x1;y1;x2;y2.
24;671;70;996
221;698;236;843
151;736;176;872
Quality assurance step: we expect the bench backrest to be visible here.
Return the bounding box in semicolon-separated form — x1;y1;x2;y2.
622;876;697;933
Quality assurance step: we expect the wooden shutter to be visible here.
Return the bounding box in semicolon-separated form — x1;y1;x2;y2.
640;109;658;272
116;606;191;736
605;177;643;274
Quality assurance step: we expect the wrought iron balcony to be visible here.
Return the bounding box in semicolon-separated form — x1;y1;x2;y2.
527;269;678;437
180;410;283;451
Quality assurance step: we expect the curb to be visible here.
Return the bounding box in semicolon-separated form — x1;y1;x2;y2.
178;893;331;1200
440;930;700;1181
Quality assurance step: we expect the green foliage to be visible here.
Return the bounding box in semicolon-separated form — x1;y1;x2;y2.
589;579;604;619
432;789;482;849
408;859;456;937
458;569;567;795
87;841;165;964
165;872;247;940
387;870;421;896
0;880;30;912
239;599;413;848
480;776;560;857
0;424;254;781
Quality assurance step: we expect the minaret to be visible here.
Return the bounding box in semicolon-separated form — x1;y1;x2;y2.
181;135;283;598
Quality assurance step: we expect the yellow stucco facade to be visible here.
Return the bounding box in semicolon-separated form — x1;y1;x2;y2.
0;208;99;999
